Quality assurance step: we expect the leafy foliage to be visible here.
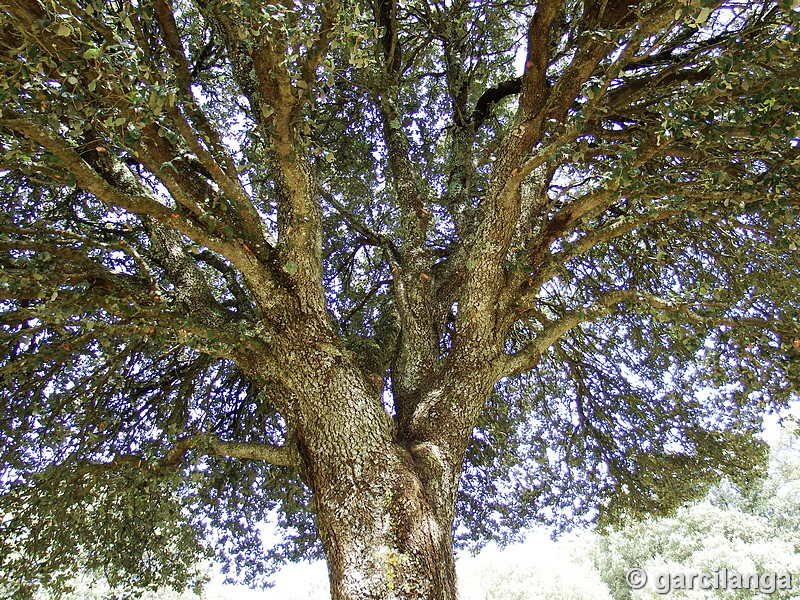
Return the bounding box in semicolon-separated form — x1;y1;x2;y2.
0;0;799;596
589;422;800;599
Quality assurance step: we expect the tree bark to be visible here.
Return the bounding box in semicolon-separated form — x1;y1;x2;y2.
248;318;465;600
313;442;459;600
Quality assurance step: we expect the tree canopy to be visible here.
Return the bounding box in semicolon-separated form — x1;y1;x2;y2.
1;0;799;597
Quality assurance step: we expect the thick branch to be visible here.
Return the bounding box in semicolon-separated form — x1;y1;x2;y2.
519;0;563;120
194;0;325;313
376;93;439;410
528;206;682;293
300;0;341;84
0;113;237;258
0;239;155;304
167;433;299;467
502;289;638;376
374;0;402;75
469;77;522;131
0;112;288;312
72;433;299;480
502;290;791;378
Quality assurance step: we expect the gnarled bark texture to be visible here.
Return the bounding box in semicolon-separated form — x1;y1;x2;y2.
250;314;496;599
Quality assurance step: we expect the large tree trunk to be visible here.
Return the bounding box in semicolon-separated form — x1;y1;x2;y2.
314;442;459;600
257;318;467;600
299;395;464;600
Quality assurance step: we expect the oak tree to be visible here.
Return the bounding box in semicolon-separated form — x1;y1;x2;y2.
1;0;799;598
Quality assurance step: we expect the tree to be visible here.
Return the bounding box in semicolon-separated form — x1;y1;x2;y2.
593;503;800;600
589;421;800;600
0;0;798;598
